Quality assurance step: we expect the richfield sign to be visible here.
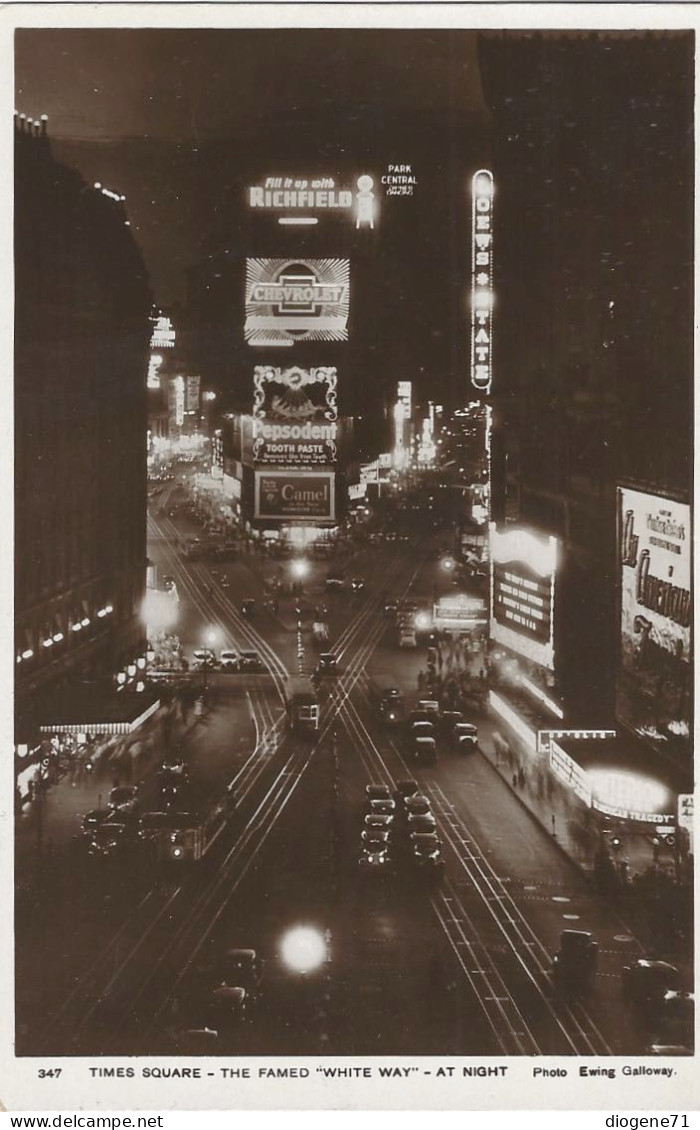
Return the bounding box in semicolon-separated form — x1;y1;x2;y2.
254;471;336;522
247;175;377;228
471;170;494;393
253;366;338;422
245;259;350;346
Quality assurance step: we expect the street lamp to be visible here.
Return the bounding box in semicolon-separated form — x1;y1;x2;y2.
290;559;309;580
280;926;328;974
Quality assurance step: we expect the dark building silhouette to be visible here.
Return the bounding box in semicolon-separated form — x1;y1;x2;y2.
14;113;152;743
478;31;693;745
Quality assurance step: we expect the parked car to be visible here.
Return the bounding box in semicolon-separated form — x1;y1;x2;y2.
220;649;239;671
192;648;217;670
237;650;263;672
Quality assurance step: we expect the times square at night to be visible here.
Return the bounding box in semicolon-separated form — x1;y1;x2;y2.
11;19;695;1086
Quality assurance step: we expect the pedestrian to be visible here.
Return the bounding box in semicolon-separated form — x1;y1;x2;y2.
518;766;525;789
512;773;518;789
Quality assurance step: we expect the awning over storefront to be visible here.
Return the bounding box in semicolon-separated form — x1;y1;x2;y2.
37;689;160;736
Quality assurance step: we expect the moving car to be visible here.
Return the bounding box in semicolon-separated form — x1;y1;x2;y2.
108;785;140;814
316;652;339;677
365;784;392;802
403;795;433;817
361;828;391;847
407;812;438;834
86;821;129;857
325;572;346;590
137;811;173;841
409;832;445;876
621;959;681;1008
552;929;598;996
215;948;263;992
359;837;392;872
81;808;113;834
393;779;419;802
453;721;479;750
241;599;256;616
350;576;365;593
364;813;394;831
367;798;396;817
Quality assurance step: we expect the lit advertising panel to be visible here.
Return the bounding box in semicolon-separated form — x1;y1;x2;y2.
245;259;350;346
490;526;557;670
471;170;494;393
617;486;691;751
255;471;335;522
247;175;377;228
252;418;337;466
253;366;337;422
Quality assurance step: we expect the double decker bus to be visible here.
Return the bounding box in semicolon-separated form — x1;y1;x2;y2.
284;677;320;735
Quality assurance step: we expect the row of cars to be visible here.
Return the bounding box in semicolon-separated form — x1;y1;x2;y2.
403;705;478;766
78;758;195;859
170;947;262;1051
359;780;445;882
192;647;264;673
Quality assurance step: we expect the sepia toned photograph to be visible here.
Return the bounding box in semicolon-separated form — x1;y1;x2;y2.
9;8;696;1106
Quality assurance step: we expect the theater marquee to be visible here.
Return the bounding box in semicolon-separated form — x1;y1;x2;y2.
245;259;350;346
490;526;557;670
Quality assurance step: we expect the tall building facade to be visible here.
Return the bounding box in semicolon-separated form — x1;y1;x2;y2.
478;32;693;761
14;114;152;742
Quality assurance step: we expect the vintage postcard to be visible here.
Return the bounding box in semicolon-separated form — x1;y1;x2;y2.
3;1;698;1114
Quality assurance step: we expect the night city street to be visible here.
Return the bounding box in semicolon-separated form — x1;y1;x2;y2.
11;18;695;1101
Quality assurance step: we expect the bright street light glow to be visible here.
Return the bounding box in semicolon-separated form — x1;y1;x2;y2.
414;611;432;630
290;559;309;579
280;926;327;973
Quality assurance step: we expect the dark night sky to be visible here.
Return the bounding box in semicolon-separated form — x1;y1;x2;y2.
15;29;487;306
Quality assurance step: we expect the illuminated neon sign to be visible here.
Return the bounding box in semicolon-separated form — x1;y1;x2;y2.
253;366;338;422
245;259;350;346
471;170;494;393
490;525;557;670
247;175;377;228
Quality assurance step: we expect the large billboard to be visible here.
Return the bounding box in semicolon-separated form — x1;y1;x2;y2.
490;526;557;670
254;471;336;522
245;259;350;346
617;486;691;751
243;416;337;466
253;365;337;422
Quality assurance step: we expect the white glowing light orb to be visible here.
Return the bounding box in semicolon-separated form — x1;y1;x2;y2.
290;559;309;579
414;612;431;630
280;926;327;973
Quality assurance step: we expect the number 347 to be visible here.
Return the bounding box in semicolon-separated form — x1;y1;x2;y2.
38;1068;62;1079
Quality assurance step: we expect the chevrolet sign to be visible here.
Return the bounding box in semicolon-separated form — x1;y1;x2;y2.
246;259;350;346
